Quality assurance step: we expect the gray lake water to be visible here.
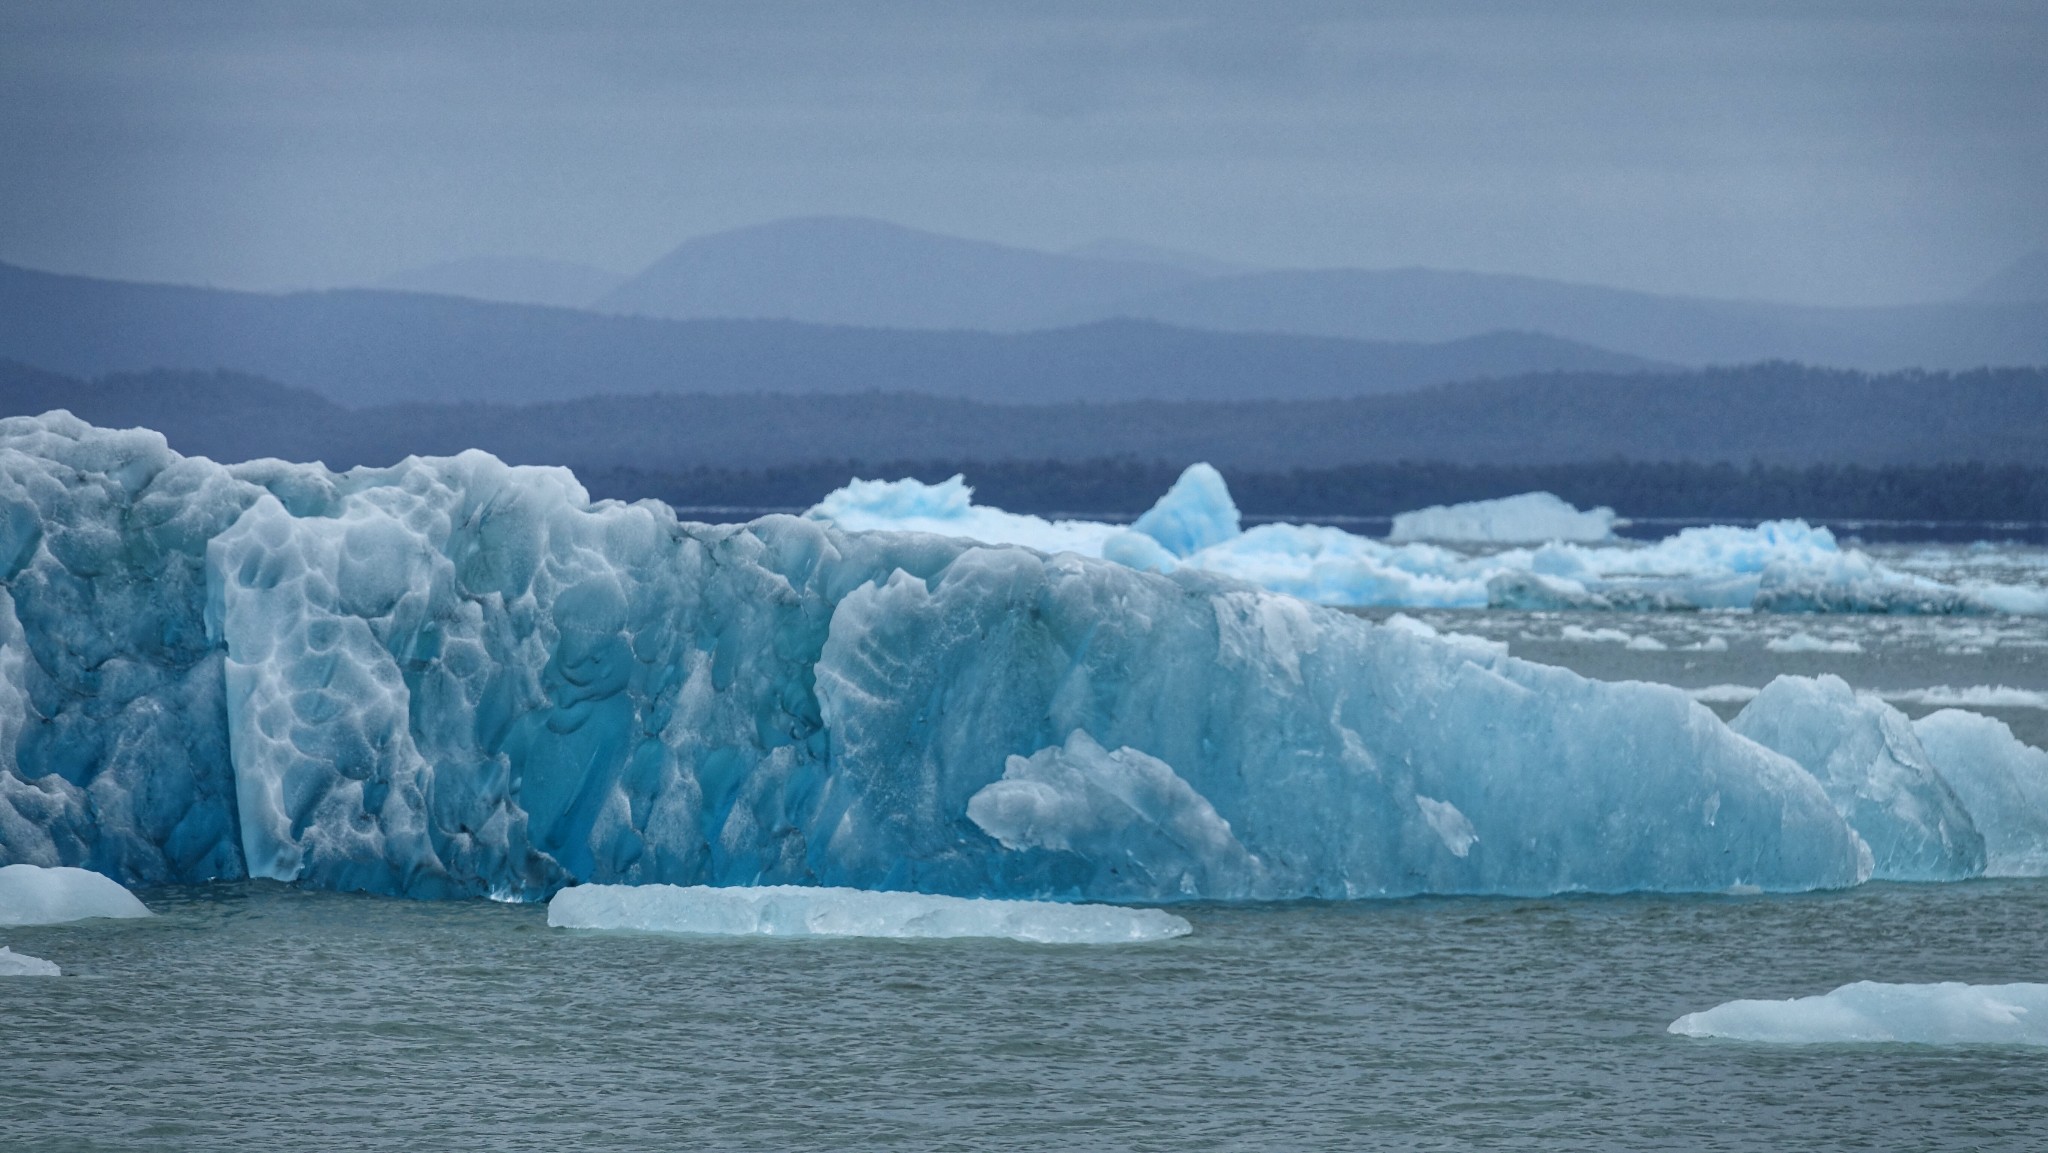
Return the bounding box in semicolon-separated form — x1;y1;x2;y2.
5;880;2048;1152
8;546;2048;1151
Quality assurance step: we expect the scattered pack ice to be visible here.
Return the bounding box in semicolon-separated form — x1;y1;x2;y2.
0;864;153;926
1389;492;1616;543
1;413;2045;906
548;883;1191;943
0;945;59;976
1670;981;2048;1046
808;467;2048;614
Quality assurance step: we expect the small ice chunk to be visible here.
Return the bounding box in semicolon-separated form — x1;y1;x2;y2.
0;945;60;976
1766;632;1864;654
1127;463;1242;557
0;864;153;926
1389;492;1616;543
547;884;1192;944
1670;981;2048;1045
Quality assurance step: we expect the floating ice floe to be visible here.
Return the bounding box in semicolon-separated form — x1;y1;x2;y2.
806;466;2048;614
1389;491;1616;543
0;945;59;976
0;412;1885;902
1670;981;2048;1045
547;883;1191;943
0;864;153;926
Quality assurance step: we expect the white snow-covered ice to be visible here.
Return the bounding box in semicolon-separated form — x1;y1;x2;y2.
0;864;153;926
547;883;1192;943
1670;981;2048;1045
0;944;59;976
1389;492;1616;543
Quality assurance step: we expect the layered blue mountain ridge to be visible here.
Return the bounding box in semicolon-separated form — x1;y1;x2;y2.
2;412;2036;903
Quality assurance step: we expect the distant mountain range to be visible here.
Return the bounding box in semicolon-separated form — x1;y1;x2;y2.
0;260;1660;407
7;360;2041;473
376;256;627;309
388;217;2048;371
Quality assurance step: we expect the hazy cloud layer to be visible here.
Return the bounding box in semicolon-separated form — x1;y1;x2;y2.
1;0;2041;304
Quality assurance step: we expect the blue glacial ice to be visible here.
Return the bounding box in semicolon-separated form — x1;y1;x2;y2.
0;863;153;925
1669;982;2048;1046
1911;708;2048;877
808;467;2048;614
548;883;1192;943
0;412;1889;901
1389;491;1616;543
1730;675;1984;882
0;945;60;976
6;412;2048;905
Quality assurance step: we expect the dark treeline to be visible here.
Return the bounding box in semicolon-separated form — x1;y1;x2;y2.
577;458;2048;527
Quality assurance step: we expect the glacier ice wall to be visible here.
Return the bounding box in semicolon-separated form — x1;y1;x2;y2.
0;413;1895;901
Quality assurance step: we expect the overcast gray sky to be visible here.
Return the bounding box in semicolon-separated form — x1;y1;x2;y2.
1;0;2041;305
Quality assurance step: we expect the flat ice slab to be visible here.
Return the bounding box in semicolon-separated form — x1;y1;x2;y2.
1389;491;1616;543
0;945;59;976
1669;981;2048;1045
547;884;1192;944
0;864;153;927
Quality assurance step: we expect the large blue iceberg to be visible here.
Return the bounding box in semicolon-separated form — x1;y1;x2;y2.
1;413;2043;904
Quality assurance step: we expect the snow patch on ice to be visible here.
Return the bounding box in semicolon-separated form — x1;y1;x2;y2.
0;864;152;926
1671;981;2048;1045
1415;795;1478;857
546;883;1193;944
1389;492;1616;543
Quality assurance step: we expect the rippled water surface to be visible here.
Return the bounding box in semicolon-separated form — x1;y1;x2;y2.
5;880;2048;1152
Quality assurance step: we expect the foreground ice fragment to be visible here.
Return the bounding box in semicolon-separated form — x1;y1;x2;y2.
0;944;59;976
1670;981;2048;1045
1389;492;1616;543
547;883;1192;943
0;864;153;926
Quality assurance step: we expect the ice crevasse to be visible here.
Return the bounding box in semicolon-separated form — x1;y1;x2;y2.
0;412;2042;904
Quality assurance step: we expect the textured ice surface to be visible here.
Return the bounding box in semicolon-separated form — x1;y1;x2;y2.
1731;676;1984;881
1670;982;2048;1045
0;413;1964;902
808;470;2043;614
1913;709;2048;876
1389;492;1616;543
0;944;59;976
0;863;152;925
547;883;1192;943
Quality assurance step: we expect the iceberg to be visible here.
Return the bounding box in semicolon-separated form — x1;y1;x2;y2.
0;863;153;926
1730;676;1985;881
0;412;1878;902
1912;709;2048;876
1388;492;1616;543
547;883;1191;943
803;474;1119;556
807;468;2044;614
0;945;59;976
1670;982;2048;1046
